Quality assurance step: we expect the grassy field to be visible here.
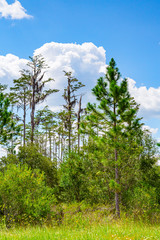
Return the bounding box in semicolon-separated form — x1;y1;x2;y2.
0;204;160;239
0;220;160;239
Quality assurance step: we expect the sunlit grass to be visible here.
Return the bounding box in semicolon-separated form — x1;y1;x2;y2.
0;219;160;239
0;203;160;239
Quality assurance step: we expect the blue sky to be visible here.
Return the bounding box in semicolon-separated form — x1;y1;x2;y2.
0;0;160;139
1;0;160;86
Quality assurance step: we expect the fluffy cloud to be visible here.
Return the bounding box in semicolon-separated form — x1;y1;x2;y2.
34;42;106;110
1;42;160;123
142;125;158;135
34;42;160;121
0;0;32;19
0;54;27;86
34;42;106;87
128;78;160;119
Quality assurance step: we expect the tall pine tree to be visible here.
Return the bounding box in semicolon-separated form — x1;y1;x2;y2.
10;73;31;146
88;58;141;217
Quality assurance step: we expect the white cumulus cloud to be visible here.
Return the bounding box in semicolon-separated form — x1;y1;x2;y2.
34;42;106;87
33;42;106;110
0;0;32;19
128;78;160;119
0;53;27;85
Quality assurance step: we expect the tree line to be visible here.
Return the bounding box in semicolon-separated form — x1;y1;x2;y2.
0;55;159;226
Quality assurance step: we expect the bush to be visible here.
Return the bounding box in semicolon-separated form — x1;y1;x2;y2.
127;184;159;220
59;152;86;202
18;144;58;188
59;152;109;204
0;164;55;227
0;144;58;188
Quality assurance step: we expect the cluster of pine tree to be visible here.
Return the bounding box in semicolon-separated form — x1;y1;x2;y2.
0;55;159;226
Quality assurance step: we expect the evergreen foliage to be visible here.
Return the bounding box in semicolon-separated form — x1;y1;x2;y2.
84;58;143;217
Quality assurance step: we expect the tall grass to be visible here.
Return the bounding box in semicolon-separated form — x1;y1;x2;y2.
0;221;160;240
0;203;160;239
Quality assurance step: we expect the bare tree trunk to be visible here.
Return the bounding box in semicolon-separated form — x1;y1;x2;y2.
68;111;71;154
49;130;52;159
61;135;63;161
31;80;35;143
68;80;71;154
115;148;120;218
114;103;120;218
23;91;26;146
58;133;61;161
53;136;55;159
45;126;48;156
77;96;82;153
55;143;58;166
11;104;14;154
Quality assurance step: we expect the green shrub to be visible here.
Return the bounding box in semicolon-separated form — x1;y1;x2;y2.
127;184;159;220
59;152;109;204
18;144;58;188
0;144;58;188
59;153;86;202
0;164;55;227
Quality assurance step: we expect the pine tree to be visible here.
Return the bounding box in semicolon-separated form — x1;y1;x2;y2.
35;106;57;159
0;92;20;153
89;58;141;217
10;73;31;146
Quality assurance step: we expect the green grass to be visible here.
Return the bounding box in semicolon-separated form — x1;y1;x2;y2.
0;221;160;239
1;204;160;239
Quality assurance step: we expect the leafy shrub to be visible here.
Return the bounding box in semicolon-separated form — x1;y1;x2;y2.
0;164;55;227
59;152;109;204
0;144;58;188
18;144;58;187
59;152;86;202
127;184;159;219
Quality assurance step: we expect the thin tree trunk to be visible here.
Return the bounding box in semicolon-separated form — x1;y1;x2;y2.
45;126;48;156
55;143;58;166
77;97;81;153
31;78;35;143
58;133;61;161
115;148;120;218
31;106;35;143
68;79;71;154
11;104;14;154
68;125;71;153
53;136;55;158
23;91;26;146
61;135;63;161
49;130;52;159
114;103;120;218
